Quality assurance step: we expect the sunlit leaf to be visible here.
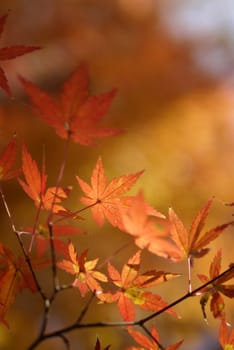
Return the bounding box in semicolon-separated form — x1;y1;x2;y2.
77;158;144;229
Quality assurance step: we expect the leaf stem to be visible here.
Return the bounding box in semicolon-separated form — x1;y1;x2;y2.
53;200;100;224
29;200;43;253
27;264;234;349
76;291;96;324
187;255;192;293
47;136;71;292
139;264;234;324
140;323;165;350
48;222;59;291
48;135;71;222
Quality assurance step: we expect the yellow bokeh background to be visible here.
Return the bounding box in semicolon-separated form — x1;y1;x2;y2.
0;1;233;349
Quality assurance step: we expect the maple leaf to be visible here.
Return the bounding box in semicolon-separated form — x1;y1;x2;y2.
19;63;122;145
219;317;234;350
121;191;181;261
0;138;20;181
94;337;111;350
76;157;144;229
0;243;38;327
126;326;183;350
57;241;108;297
168;199;233;262
24;224;84;257
0;14;40;96
197;249;234;321
18;143;70;213
99;251;179;321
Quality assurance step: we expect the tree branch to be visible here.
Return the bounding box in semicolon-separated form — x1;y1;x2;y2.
27;264;234;349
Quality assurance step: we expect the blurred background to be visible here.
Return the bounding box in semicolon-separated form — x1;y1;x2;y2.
0;0;233;349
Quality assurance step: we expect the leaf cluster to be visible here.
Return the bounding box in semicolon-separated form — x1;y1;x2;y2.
0;12;233;350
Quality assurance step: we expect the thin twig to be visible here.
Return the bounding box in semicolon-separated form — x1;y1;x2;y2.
29;201;43;253
76;292;96;324
187;255;192;293
46;136;71;292
27;264;234;350
48;222;59;291
97;239;133;269
47;135;71;222
140;323;165;350
0;185;46;300
139;264;234;324
59;334;70;350
53;200;100;224
38;299;51;338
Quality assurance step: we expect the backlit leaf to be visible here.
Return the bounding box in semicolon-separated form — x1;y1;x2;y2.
20;64;122;145
0;14;39;96
18;144;69;213
219;317;234;349
77;157;144;229
127;326;183;350
169;200;233;261
57;241;107;297
121;191;181;261
0;139;20;181
0;243;39;327
101;251;179;321
197;250;234;320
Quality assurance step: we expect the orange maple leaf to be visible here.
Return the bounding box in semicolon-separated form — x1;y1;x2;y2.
0;243;38;327
0;138;20;181
0;14;40;96
99;251;179;321
18;143;70;213
168;199;233;261
121;191;181;261
126;326;183;350
76;157;144;229
19;63;122;145
197;249;234;321
219;317;234;350
57;241;108;297
94;337;111;350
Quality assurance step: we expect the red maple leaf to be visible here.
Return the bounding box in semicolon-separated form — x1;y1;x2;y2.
0;14;40;96
0;138;20;181
94;337;111;350
99;251;179;321
0;243;41;327
18;143;70;213
76;157;144;229
197;249;234;320
19;63;122;145
121;191;181;261
126;326;183;350
168;199;233;261
219;317;234;349
57;241;108;297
